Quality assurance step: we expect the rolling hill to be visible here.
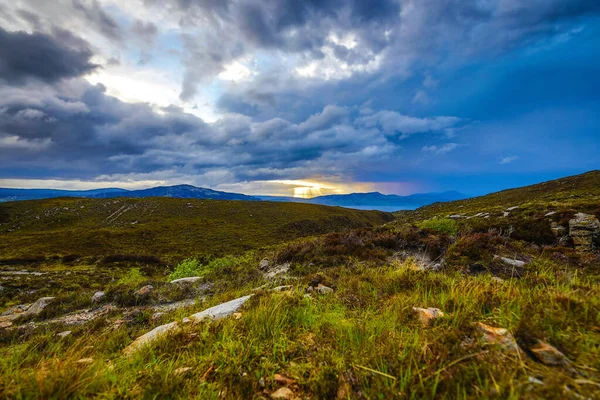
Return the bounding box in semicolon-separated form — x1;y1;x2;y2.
396;170;600;222
0;197;392;263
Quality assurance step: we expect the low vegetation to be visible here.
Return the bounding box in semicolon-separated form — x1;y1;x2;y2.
0;171;598;398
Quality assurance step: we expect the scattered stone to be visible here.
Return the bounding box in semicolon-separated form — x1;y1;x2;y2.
182;317;192;324
495;256;526;268
315;284;333;295
264;263;291;279
506;206;520;211
449;214;465;219
0;321;13;328
413;307;445;327
475;322;519;353
232;312;242;320
274;373;296;386
502;212;510;217
77;358;94;364
306;286;314;293
529;340;570;366
123;295;253;355
56;331;71;338
134;285;154;297
169;277;202;284
569;213;600;253
259;258;270;270
173;367;193;376
491;276;505;283
545;211;557;217
271;387;294;400
49;304;117;326
258;377;266;388
91;291;105;303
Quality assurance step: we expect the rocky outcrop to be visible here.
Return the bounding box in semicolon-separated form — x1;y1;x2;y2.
123;294;253;355
0;297;54;323
569;213;600;253
264;263;290;279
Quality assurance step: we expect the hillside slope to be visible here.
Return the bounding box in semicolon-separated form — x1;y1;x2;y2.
0;197;392;262
396;170;600;222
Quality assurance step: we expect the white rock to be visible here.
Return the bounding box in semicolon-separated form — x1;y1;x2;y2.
57;330;72;338
495;256;526;268
123;321;181;355
506;206;520;211
545;211;557;217
169;277;202;284
190;295;253;322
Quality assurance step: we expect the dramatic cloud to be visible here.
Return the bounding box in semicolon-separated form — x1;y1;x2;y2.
0;28;97;84
0;0;598;195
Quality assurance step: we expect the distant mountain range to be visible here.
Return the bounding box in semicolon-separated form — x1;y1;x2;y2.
0;185;468;210
258;191;467;211
0;185;259;203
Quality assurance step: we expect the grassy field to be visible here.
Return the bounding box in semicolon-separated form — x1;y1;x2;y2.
0;172;598;399
0;197;392;263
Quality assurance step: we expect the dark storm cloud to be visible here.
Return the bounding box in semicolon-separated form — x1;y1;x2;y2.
212;0;600;119
0;28;98;84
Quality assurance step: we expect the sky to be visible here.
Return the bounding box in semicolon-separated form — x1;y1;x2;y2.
0;0;598;198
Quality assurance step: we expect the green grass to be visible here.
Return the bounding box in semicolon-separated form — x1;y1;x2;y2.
0;257;597;399
417;217;459;236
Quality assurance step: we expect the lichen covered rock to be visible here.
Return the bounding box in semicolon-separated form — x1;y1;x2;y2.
569;213;600;253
